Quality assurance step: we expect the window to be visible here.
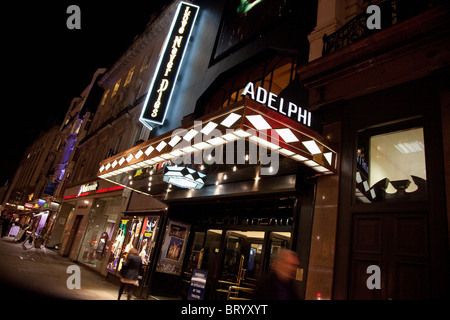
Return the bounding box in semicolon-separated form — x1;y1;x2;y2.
77;197;122;271
100;89;110;107
356;120;427;203
124;66;136;87
111;79;122;98
202;55;297;114
140;50;154;73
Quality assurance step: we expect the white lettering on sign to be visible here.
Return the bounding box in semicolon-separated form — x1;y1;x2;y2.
241;82;312;127
164;36;184;77
140;2;199;128
152;79;170;118
78;182;99;196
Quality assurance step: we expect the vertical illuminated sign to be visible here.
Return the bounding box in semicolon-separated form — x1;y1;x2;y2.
140;2;199;128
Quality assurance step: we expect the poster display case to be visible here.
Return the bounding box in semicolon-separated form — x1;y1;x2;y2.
107;215;160;276
156;220;191;276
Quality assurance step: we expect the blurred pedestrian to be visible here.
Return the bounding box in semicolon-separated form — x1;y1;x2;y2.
253;249;301;300
1;218;11;238
118;248;142;300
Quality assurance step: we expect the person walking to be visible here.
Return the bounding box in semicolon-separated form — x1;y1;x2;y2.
1;218;11;238
118;248;142;300
252;249;301;300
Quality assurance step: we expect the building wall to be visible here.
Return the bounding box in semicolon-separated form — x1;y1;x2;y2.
440;89;450;255
300;1;450;299
69;3;180;188
52;68;107;200
68;0;318;201
3;125;60;208
308;0;365;61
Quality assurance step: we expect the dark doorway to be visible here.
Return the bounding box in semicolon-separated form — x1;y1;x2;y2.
63;215;82;257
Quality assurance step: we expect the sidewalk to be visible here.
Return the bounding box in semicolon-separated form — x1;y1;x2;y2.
0;236;120;300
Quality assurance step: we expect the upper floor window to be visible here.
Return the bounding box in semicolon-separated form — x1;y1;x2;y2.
111;79;122;98
201;55;297;115
124;66;136;87
100;89;110;107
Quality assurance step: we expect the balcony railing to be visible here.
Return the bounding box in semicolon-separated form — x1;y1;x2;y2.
322;0;445;55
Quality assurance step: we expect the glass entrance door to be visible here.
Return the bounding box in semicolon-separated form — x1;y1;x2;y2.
183;229;293;300
182;229;223;299
217;231;266;299
268;231;292;269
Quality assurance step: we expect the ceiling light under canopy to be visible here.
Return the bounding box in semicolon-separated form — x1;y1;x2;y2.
163;166;206;189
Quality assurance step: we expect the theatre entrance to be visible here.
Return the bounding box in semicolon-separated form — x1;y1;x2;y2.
182;229;292;300
176;195;299;300
220;230;292;298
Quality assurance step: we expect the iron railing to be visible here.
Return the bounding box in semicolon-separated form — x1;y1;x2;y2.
322;0;445;55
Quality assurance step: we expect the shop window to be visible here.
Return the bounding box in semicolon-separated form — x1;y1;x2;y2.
107;216;160;275
107;218;129;272
356;121;427;204
77;197;122;271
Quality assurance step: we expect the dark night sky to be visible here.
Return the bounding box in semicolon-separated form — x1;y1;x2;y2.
1;1;172;186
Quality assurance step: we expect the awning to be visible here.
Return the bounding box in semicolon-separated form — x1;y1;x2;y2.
98;100;338;182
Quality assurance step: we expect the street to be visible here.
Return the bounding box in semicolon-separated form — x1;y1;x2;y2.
0;236;119;300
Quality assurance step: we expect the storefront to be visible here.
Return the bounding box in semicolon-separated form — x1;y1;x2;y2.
57;179;125;274
94;2;341;293
2;198;61;245
104;191;167;298
166;194;305;300
49;0;449;300
46;202;75;249
97;77;338;299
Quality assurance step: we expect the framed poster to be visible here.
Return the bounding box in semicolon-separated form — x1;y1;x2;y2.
137;216;159;265
106;219;129;272
156;220;191;276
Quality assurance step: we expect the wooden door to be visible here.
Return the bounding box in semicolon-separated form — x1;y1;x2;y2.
349;212;429;300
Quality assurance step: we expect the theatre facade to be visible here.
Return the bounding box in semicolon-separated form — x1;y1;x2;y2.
91;0;449;300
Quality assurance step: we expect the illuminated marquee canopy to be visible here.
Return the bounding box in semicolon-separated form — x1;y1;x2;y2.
98;99;338;184
140;2;199;128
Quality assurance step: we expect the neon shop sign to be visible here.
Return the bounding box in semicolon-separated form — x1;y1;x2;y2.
78;181;99;196
140;2;199;128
